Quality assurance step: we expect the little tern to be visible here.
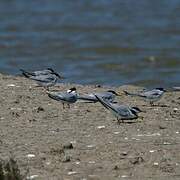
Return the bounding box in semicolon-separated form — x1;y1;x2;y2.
124;88;166;106
94;94;142;123
47;87;77;109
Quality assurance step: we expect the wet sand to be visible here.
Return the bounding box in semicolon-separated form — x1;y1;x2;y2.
0;74;180;180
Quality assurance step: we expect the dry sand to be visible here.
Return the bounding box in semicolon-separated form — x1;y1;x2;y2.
0;74;180;180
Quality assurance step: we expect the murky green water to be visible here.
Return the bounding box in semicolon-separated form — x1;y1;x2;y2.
0;0;180;87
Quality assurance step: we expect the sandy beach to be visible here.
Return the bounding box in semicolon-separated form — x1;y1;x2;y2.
0;73;180;180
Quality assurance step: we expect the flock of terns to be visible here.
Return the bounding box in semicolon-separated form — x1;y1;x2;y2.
20;68;168;123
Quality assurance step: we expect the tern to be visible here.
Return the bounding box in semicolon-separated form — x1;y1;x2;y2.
95;94;142;123
124;88;166;106
47;87;77;109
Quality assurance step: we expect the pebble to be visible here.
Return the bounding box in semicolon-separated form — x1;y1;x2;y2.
163;142;171;145
75;161;80;165
36;106;44;112
121;151;128;156
113;165;119;170
130;156;144;164
173;108;178;112
46;162;51;165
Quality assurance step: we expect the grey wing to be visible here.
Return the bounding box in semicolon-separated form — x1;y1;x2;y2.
48;92;66;101
56;93;77;103
20;69;48;76
116;105;131;117
30;74;55;83
77;94;97;102
95;92;114;102
142;90;162;98
34;70;51;76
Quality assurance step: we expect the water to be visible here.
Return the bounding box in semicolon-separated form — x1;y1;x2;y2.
0;0;180;87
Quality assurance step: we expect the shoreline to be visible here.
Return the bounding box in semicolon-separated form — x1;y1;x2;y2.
0;73;180;179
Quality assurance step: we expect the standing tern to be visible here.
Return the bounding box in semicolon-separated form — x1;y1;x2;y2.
94;94;142;123
124;88;166;106
47;87;77;109
78;90;121;103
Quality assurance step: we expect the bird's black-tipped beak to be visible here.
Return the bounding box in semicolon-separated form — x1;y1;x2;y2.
123;90;129;95
116;91;124;96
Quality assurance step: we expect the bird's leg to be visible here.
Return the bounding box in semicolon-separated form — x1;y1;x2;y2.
68;104;70;109
150;101;154;106
44;86;49;91
63;103;65;109
117;118;120;125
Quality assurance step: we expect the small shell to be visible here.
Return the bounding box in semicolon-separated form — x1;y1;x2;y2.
97;125;105;129
7;84;16;87
27;154;35;158
27;175;39;179
153;162;159;166
88;161;95;164
121;175;128;178
149;150;155;153
68;171;77;175
113;132;120;134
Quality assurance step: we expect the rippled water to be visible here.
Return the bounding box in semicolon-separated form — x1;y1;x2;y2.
0;0;180;87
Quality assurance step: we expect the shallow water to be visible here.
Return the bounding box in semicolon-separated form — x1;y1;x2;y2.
0;0;180;87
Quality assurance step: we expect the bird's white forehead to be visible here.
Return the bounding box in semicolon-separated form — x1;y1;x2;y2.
67;89;76;94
